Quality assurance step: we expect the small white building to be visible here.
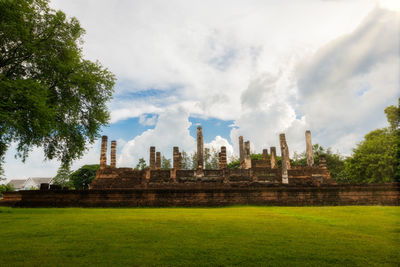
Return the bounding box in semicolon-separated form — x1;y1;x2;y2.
8;177;53;191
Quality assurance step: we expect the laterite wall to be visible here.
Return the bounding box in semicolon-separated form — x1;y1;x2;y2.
1;183;398;207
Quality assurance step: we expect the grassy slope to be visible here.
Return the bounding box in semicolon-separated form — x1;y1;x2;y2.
0;206;399;266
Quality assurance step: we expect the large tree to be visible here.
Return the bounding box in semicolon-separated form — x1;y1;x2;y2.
0;0;115;175
69;164;99;189
344;100;399;183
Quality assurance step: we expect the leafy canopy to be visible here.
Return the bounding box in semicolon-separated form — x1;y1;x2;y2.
0;0;115;174
69;164;99;189
344;100;399;183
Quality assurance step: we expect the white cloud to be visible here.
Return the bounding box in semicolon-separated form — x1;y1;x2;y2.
50;0;377;122
4;1;398;180
118;108;196;167
139;114;158;126
296;7;399;154
205;136;234;160
3;141;100;182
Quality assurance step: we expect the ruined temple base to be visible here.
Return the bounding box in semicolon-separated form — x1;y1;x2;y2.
1;183;399;207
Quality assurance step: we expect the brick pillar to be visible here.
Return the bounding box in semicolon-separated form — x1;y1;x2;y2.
262;149;269;161
110;140;116;168
270;147;277;168
173;147;179;169
219;146;227;169
319;155;327;168
149;146;156;170
281;145;289;184
100;136;108;169
305;130;314;167
197;126;204;169
243;141;251;169
239;136;244;167
279;133;291;169
156;152;161;170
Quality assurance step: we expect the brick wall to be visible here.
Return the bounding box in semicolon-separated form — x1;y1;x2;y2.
1;183;398;207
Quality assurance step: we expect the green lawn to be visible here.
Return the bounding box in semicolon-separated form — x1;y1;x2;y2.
0;206;399;266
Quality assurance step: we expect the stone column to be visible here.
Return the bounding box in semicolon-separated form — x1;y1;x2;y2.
305;130;314;167
110;140;117;168
279;133;291;169
197;126;204;169
149;146;156;170
319;155;327;168
156;152;161;170
243;141;251;169
281;145;289;184
270;147;277;168
173;147;179;169
100;135;108;169
262;149;269;161
239;136;244;167
219;146;227;169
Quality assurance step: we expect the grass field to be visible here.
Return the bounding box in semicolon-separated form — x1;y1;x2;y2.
0;206;399;266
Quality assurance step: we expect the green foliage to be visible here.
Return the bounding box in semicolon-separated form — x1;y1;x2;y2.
0;183;14;195
161;156;171;170
191;152;197;169
69;164;99;189
384;100;400;131
250;153;263;160
134;158;148;170
0;207;398;266
344;128;397;183
344;101;399;183
180;151;191;170
291;144;346;182
53;164;72;187
204;147;219;170
0;0;115;170
227;155;240;169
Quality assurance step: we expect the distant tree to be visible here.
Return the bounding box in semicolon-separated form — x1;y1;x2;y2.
250;153;263;160
345;129;397;183
0;0;115;173
227;156;240;169
181;151;192;170
204;147;219;169
227;153;267;169
69;164;99;189
291;144;346;182
53;164;72;187
344;101;399;183
191;152;198;169
0;183;14;196
134;158;148;170
161;156;171;170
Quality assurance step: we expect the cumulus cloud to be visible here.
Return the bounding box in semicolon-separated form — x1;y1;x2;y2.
5;0;397;179
50;0;376;122
296;7;399;154
205;136;234;160
139;114;158;126
118;108;196;167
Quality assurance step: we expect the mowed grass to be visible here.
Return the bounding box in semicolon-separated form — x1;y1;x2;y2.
0;206;399;266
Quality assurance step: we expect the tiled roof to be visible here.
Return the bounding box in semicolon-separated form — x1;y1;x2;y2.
8;179;26;188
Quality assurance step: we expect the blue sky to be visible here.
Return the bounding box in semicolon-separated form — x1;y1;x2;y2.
3;0;399;180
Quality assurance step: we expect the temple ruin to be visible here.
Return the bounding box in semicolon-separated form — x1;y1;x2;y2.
90;127;336;189
3;127;399;207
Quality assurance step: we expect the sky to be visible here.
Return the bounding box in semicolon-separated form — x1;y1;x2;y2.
3;0;400;181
